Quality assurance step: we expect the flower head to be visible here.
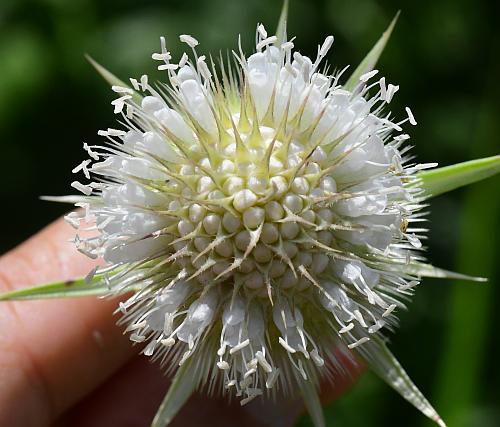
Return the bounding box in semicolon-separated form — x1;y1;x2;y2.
67;21;445;427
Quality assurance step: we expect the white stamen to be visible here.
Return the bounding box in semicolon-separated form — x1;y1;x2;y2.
91;158;114;171
140;74;148;90
158;63;179;71
256;36;277;51
130;333;146;343
368;320;385;334
112;85;134;94
229;339;250;354
125;321;147;332
130;78;140;91
164;313;174;335
353;309;368;328
257;24;267;39
197;56;211;79
160;36;167;53
179;53;189;68
379;77;386;99
382;304;398;317
319;35;334;57
64;212;80;229
152;52;172;61
71;181;92;196
111;95;132;114
161;337;176;347
72;160;91;175
180;34;199;48
244;368;257;378
405;107;417;125
310;349;324;367
394;133;411;141
348;337;370;349
278;337;296;353
339;323;354;334
83;142;99;160
217;361;230;370
255;351;273;373
360;69;379;82
386;83;399;102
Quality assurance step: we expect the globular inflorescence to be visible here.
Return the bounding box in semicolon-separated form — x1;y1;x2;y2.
66;24;436;411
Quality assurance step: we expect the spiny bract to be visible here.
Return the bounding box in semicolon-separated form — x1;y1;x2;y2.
67;22;445;427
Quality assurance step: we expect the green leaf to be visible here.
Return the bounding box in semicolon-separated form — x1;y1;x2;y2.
431;168;500;427
297;375;326;427
406;263;486;282
343;11;400;92
275;0;289;45
151;357;198;427
360;336;446;427
417;155;500;199
0;274;109;301
85;54;143;103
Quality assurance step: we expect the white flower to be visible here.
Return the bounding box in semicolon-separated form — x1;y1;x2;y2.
67;25;446;427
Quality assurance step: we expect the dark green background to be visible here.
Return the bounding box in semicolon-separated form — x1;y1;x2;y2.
0;0;499;426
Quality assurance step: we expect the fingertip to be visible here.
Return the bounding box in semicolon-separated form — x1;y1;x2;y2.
0;217;100;289
0;217;136;425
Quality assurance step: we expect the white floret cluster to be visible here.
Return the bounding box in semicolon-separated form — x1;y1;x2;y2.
66;24;434;407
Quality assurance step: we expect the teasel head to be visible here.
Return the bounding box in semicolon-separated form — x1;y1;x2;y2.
4;4;494;427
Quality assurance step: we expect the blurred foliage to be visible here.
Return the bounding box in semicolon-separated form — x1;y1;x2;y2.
0;0;499;426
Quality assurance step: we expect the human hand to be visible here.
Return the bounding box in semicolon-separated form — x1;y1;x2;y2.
0;218;362;427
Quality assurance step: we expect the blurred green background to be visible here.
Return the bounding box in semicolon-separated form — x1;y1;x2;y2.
0;0;499;426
